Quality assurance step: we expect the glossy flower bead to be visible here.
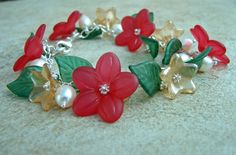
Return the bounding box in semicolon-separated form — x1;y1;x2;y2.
152;20;184;47
49;11;81;41
13;24;46;72
94;7;120;29
72;52;139;123
115;9;155;52
160;54;198;99
190;25;230;65
29;64;59;111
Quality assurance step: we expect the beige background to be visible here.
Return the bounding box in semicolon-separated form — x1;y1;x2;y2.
0;0;236;154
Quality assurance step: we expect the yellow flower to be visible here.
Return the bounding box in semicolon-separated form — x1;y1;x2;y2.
29;64;59;111
160;54;198;99
152;20;184;47
94;7;120;29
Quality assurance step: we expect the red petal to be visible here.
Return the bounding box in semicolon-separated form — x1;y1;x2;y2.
135;9;150;27
52;22;66;33
121;16;135;32
214;54;230;64
96;52;121;83
49;23;67;41
140;22;155;36
49;11;80;41
190;25;209;51
73;66;100;91
35;24;46;40
73;90;100;116
13;55;30;72
115;31;133;46
111;72;138;99
67;10;80;23
24;37;43;58
207;40;226;56
98;95;124;123
49;32;60;41
24;25;45;57
128;36;142;52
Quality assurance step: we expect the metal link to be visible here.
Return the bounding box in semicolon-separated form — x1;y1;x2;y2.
77;24;100;39
55;40;72;54
95;24;116;37
41;23;115;68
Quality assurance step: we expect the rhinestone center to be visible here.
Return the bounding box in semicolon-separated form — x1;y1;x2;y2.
99;84;110;95
43;81;50;91
134;28;141;35
172;73;182;83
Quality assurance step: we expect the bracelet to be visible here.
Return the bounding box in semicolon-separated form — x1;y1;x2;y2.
7;8;230;123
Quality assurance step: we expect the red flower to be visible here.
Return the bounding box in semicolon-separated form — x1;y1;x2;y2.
115;9;155;52
72;52;139;123
49;11;81;41
190;25;230;64
13;24;46;72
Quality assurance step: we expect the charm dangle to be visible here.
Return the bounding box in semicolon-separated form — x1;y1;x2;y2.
29;64;60;111
160;54;198;99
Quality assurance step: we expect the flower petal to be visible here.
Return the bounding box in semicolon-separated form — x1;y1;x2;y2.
49;11;80;41
24;25;45;58
207;40;226;56
140;22;155;37
180;80;196;94
115;31;133;46
72;90;100;116
96;52;121;83
35;24;46;40
98;95;124;123
214;54;230;64
190;25;209;51
135;9;150;27
13;55;30;72
165;83;181;99
121;16;135;32
73;66;100;91
67;10;80;23
111;72;138;99
128;36;142;52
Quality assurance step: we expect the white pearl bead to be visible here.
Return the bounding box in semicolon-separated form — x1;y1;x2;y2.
179;52;192;62
183;39;193;51
78;14;92;28
199;56;214;72
26;58;47;67
112;24;123;34
55;85;76;108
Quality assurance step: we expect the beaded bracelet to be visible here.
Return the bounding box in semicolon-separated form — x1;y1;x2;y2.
7;8;230;123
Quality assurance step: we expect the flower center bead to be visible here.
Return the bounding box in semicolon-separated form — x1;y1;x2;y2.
172;73;182;83
134;28;141;35
99;84;110;95
43;81;50;91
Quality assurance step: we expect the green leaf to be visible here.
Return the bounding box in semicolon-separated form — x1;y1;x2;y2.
55;55;92;83
140;36;159;59
129;61;162;96
162;38;182;65
186;47;212;68
76;27;102;40
7;66;42;98
132;12;154;22
29;32;34;38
